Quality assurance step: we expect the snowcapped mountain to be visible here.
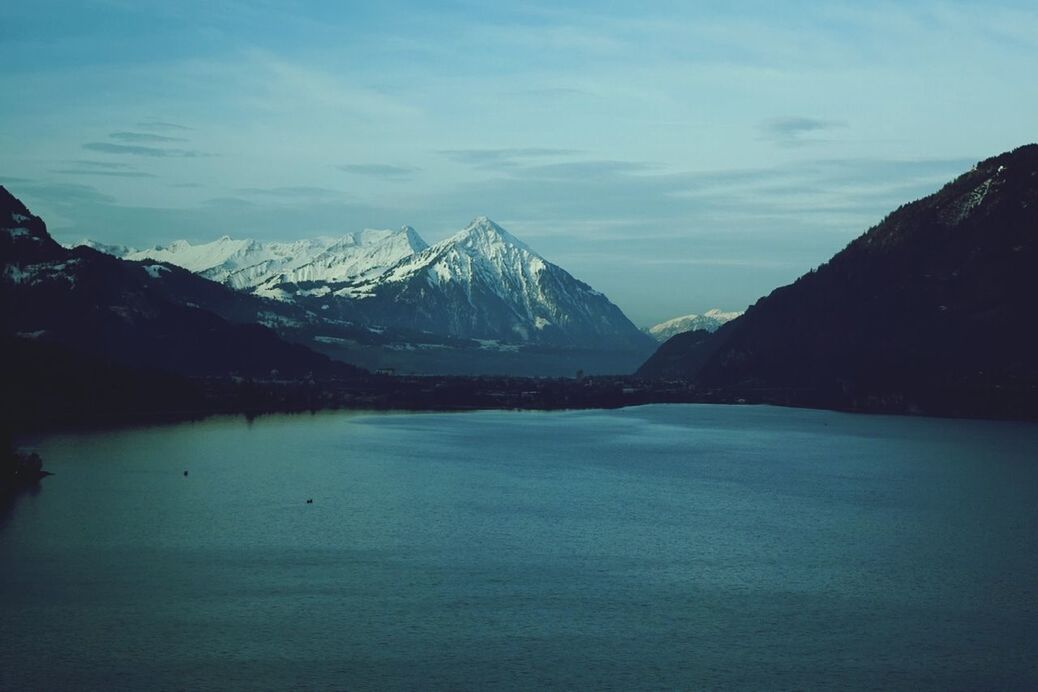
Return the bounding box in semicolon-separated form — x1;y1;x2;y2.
252;227;427;300
86;227;427;294
80;215;654;367
645;309;742;342
308;216;653;350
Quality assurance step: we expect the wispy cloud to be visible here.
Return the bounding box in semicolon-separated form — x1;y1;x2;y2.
760;116;847;147
82;142;210;157
201;197;257;209
337;163;418;179
438;147;581;168
110;131;187;143
67;160;137;170
50;169;156;178
510;160;654;181
505;87;593;99
11;181;117;208
235;186;347;200
135;121;192;132
52;159;155;178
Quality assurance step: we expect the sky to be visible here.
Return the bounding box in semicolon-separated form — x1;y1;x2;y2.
2;1;1036;326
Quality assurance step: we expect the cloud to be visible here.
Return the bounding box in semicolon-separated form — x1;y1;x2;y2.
82;142;210;157
202;197;258;209
53;159;155;178
22;189;386;248
437;147;581;168
509;160;654;181
760;116;847;147
67;160;137;170
506;87;593;99
10;181;118;210
337;163;418;179
110;131;187;143
235;186;347;200
50;169;156;178
135;121;192;132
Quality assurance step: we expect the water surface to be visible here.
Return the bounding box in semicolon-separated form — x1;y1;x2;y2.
2;405;1037;689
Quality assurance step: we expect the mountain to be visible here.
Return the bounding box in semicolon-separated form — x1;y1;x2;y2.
85;216;655;375
638;144;1038;419
90;227;428;294
252;226;427;297
1;186;362;380
645;309;742;342
317;217;654;351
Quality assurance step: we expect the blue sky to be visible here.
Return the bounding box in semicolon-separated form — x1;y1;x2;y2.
2;1;1036;325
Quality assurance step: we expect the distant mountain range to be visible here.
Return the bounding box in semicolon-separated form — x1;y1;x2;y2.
91;225;429;293
79;216;655;375
644;309;742;342
638;144;1038;419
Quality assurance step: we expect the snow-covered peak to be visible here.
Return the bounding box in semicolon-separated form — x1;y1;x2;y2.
381;217;545;289
400;225;427;252
646;309;743;342
261;225;430;289
448;216;537;256
79;225;430;294
342;217;651;349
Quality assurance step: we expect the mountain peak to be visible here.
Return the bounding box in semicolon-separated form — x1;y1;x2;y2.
0;186;64;260
0;185;33;219
450;216;535;255
399;225;428;251
462;216;505;235
977;142;1038;172
645;309;743;342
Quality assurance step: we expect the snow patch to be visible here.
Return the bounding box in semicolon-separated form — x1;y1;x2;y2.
942;176;996;225
143;264;170;279
475;339;520;352
3;260;80;287
256;311;302;328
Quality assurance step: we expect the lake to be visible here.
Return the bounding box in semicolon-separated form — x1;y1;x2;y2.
2;404;1037;690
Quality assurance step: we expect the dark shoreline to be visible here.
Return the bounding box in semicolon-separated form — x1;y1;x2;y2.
9;370;1037;441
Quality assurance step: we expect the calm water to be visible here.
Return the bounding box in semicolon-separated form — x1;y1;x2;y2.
2;404;1037;690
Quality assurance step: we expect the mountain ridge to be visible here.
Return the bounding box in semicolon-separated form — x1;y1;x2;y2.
80;215;654;359
637;143;1038;418
645;309;743;342
2;186;363;380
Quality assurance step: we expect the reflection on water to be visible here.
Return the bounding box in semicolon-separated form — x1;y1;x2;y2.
1;405;1037;690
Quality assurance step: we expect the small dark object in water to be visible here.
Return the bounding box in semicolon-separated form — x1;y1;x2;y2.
306;498;313;504
4;449;51;485
183;470;188;477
